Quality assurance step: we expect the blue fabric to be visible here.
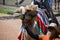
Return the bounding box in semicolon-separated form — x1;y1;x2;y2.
19;25;24;32
37;12;44;23
45;0;52;7
37;12;47;25
43;14;49;25
33;0;45;9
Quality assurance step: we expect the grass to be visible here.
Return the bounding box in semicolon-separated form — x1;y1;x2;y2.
0;5;58;14
0;7;10;14
0;6;17;14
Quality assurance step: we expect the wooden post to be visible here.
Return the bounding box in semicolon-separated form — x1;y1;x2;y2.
55;0;56;10
3;0;5;5
58;0;60;14
15;0;19;6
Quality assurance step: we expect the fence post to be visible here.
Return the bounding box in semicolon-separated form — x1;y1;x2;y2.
54;0;57;10
16;0;19;6
3;0;5;5
58;0;60;14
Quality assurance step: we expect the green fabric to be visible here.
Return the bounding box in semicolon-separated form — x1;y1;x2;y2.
34;20;44;34
44;13;49;24
38;25;44;34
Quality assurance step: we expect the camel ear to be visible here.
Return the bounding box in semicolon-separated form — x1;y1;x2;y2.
25;5;38;10
14;6;26;14
15;6;26;19
19;6;26;14
33;5;38;10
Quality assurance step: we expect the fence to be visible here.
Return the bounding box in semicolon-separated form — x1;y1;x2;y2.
0;0;60;13
0;0;31;6
52;0;60;14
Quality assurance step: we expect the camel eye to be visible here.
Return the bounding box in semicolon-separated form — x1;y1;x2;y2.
24;15;32;20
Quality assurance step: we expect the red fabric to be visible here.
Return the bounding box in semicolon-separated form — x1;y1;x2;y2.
36;16;47;34
18;32;22;40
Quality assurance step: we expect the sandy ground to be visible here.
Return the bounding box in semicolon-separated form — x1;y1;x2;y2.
0;14;22;40
0;13;60;40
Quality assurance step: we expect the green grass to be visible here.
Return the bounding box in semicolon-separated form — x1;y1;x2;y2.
0;6;17;14
0;7;11;14
0;6;58;14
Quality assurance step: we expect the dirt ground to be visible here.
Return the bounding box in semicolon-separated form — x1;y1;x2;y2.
0;14;22;40
0;14;60;40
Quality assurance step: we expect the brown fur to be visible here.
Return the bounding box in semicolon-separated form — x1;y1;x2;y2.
13;5;38;13
15;5;38;40
48;26;60;40
21;10;38;40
